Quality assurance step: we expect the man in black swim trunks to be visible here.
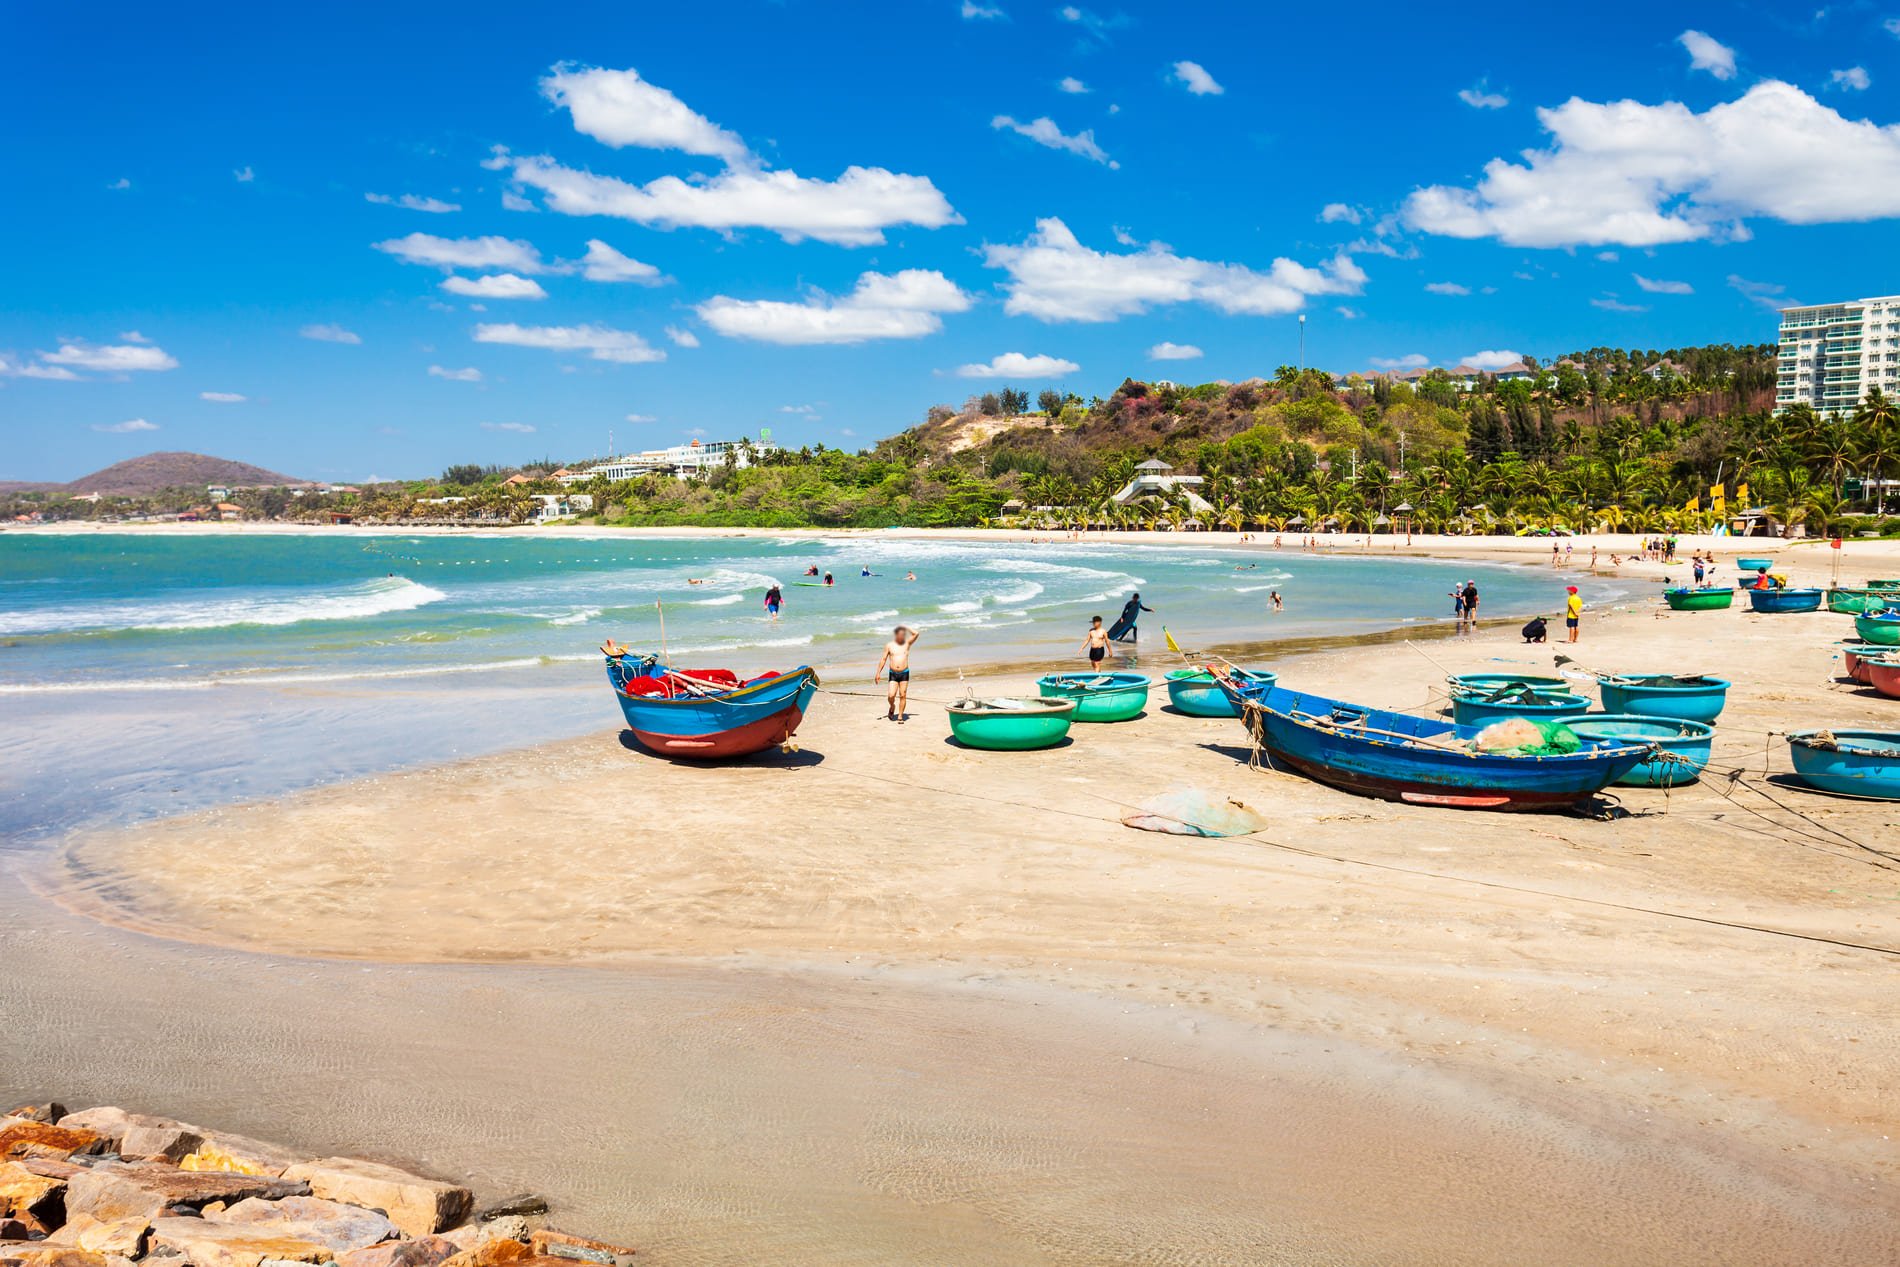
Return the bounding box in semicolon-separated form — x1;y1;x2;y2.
875;625;919;721
1081;615;1109;666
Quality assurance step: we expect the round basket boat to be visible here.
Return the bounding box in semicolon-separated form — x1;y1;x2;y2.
1745;587;1823;613
1867;659;1900;701
1841;641;1896;683
1596;675;1730;723
1449;688;1591;728
1446;672;1571;695
1786;730;1900;800
1036;672;1152;723
946;696;1077;750
1736;556;1775;572
1165;667;1276;718
1564;714;1714;787
1664;587;1734;611
1854;612;1900;646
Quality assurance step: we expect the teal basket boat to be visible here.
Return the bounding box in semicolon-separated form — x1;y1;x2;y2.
1736;556;1775;572
946;696;1077;750
1166;667;1276;717
1786;730;1900;800
1826;588;1900;615
1446;672;1570;695
1449;687;1591;728
1664;587;1734;611
1037;672;1152;722
1565;715;1714;787
1854;612;1900;646
1596;675;1730;723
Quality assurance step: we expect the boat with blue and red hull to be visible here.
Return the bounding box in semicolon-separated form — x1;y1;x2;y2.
605;651;820;759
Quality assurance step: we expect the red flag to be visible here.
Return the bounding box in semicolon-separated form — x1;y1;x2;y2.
1831;537;1842;549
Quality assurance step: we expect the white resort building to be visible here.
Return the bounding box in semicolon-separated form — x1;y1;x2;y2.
1777;293;1900;413
558;435;778;485
1110;459;1214;513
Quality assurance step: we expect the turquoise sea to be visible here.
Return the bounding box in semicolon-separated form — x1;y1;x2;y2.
0;531;1627;842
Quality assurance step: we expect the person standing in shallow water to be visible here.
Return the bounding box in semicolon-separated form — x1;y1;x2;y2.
763;584;782;621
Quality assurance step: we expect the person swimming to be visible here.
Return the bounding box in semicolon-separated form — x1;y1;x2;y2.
823;571;835;587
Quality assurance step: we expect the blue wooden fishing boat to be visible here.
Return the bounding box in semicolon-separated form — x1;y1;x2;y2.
604;649;820;759
1210;671;1651;811
1166;667;1276;717
1786;730;1900;800
1744;587;1823;613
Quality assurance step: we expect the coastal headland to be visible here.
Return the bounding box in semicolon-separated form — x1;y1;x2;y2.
6;533;1899;1264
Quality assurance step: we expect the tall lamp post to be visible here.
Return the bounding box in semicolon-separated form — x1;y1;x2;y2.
1298;312;1306;373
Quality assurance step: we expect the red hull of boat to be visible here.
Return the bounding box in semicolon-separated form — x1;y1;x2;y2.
628;702;808;759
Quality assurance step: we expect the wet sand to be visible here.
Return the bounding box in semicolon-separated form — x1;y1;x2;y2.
8;554;1900;1263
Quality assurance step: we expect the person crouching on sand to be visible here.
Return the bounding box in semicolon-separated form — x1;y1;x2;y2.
876;626;920;722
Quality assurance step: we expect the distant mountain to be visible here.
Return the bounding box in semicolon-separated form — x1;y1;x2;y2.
61;451;309;496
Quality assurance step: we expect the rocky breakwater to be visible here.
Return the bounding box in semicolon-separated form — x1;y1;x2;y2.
0;1105;635;1267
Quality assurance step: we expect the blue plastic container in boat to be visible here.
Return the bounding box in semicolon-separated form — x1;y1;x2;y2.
1596;675;1730;723
1565;714;1714;786
1449;689;1591;728
1786;730;1900;800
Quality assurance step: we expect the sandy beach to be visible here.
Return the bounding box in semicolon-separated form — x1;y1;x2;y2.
7;535;1899;1264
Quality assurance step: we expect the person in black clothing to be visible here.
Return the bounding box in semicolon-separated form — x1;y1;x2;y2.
1113;593;1153;642
1520;615;1547;643
1461;581;1480;633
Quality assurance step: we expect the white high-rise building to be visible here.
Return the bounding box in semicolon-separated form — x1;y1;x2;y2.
1776;293;1900;413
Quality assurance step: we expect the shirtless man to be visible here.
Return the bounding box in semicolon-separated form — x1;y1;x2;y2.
1081;616;1110;668
875;625;920;721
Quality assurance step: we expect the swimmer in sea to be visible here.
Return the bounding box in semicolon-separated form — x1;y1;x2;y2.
904;571;916;581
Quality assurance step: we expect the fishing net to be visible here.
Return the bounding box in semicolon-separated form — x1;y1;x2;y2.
1472;718;1582;756
1121;790;1270;837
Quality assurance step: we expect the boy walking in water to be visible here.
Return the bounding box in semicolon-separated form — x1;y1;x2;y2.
1081;616;1110;667
875;625;920;722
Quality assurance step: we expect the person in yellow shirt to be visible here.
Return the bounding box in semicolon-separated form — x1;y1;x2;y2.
1564;586;1583;644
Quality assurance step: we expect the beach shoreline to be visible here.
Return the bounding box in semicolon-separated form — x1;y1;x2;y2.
9;588;1899;1263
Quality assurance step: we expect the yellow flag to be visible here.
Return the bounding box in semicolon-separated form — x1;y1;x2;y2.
1707;483;1723;501
1684;497;1698;513
1164;626;1182;654
1735;482;1750;507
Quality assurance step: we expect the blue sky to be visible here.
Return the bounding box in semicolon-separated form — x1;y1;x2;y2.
4;1;1899;482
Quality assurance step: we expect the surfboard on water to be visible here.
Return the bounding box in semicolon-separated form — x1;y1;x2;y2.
793;582;826;587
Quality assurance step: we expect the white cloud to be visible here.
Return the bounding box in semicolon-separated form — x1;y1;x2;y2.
480;421;537;433
366;192;462;213
199;391;247;402
664;325;700;348
118;331;151;343
1171;60;1223;96
541;64;748;163
1887;17;1900;37
92;418;158;433
1592;296;1648;313
428;365;484;382
1335;306;1363;319
234;165;255;183
300;323;362;344
1424;281;1471;296
501;191;536;213
992;114;1116;166
780;403;821;416
42;340;180;371
576;239;663;285
1403;81;1900;247
1059;76;1089;94
374;233;547;273
473;323;665;363
1679;30;1737;80
955;352;1080;378
1633;274;1693;294
1462;350;1522;371
107;177;130;191
625;413;657;422
1319;203;1362;224
441;273;548;300
1729;273;1792;310
1148;341;1203;360
497;154;959;247
1595;250;1619;261
982;218;1364;322
1060;6;1125;41
0;356;80;381
1370;354;1429;370
699;269;971;345
962;1;1006;17
1831;66;1870;91
1459;82;1508;109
